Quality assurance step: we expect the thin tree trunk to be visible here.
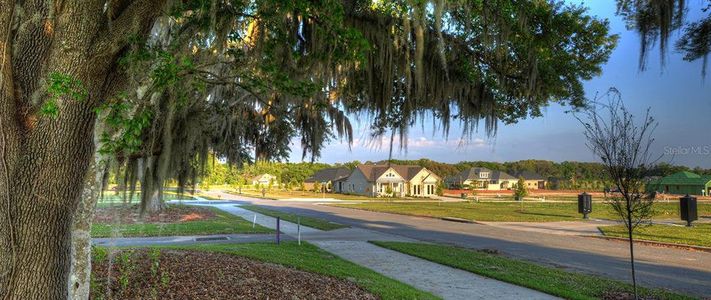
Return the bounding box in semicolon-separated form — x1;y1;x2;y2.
627;203;638;299
140;95;175;216
68;121;107;300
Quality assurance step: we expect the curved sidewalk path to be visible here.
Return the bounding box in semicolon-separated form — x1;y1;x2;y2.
202;192;711;297
185;202;558;300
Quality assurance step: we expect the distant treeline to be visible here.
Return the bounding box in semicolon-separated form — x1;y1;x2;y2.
198;157;710;190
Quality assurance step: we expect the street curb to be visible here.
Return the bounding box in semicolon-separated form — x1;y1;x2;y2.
440;217;474;223
440;217;486;225
583;235;711;253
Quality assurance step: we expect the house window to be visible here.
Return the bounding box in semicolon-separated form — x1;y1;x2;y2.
480;172;489;178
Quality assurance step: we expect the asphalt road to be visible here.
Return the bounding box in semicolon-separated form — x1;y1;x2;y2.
206;193;711;297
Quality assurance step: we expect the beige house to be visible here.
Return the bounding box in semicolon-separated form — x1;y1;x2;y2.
251;173;278;186
513;171;547;190
446;167;516;190
342;164;440;197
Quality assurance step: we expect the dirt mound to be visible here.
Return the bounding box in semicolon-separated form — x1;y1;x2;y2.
91;249;377;300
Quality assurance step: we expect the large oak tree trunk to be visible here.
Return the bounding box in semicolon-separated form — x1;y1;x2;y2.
0;1;163;299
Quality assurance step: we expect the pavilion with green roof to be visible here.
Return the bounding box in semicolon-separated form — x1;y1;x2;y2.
646;171;711;196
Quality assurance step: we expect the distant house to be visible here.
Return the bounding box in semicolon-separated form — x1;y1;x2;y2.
251;173;278;186
646;171;711;196
446;167;516;190
304;167;352;192
512;171;547;190
342;164;440;197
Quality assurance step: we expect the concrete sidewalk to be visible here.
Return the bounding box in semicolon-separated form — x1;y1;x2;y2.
196;202;558;300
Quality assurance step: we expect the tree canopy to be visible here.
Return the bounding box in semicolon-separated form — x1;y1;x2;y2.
90;0;616;213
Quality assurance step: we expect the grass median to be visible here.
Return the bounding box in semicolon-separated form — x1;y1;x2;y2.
371;241;694;300
240;204;347;231
599;223;711;248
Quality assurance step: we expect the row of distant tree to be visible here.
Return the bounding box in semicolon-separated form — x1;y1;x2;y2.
198;158;710;190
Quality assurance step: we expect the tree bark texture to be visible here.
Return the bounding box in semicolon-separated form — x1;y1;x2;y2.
68;120;107;300
0;1;164;299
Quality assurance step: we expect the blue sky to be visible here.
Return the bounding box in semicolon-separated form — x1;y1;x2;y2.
289;1;711;168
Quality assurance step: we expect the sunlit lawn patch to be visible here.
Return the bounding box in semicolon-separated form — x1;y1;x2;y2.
599;223;711;247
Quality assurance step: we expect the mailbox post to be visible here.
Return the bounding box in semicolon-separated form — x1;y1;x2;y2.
578;192;592;219
680;194;698;227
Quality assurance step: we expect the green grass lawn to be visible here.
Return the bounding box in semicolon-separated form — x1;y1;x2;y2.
330;201;711;222
240;205;347;231
171;242;438;300
91;206;273;238
371;241;694;300
599;223;711;247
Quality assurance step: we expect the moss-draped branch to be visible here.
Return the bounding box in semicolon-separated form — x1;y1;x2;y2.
96;0;616;214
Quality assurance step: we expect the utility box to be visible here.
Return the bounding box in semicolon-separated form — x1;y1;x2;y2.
578;192;592;219
680;194;698;227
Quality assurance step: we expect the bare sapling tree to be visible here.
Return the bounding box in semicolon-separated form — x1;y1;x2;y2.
514;177;528;211
576;88;659;298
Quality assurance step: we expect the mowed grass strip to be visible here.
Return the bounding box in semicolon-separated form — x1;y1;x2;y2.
175;242;439;300
331;201;711;222
371;241;694;300
599;223;711;247
91;206;273;237
240;205;347;231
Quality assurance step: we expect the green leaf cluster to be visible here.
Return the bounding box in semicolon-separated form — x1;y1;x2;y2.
41;72;89;118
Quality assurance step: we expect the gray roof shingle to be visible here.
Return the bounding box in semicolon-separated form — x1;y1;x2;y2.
354;164;438;182
305;167;352;183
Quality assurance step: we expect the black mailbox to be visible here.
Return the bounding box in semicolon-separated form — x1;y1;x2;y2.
578;192;592;219
680;194;698;227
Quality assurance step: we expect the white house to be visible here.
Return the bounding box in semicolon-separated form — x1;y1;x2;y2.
342;164;440;197
446;167;516;190
251;173;278;186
